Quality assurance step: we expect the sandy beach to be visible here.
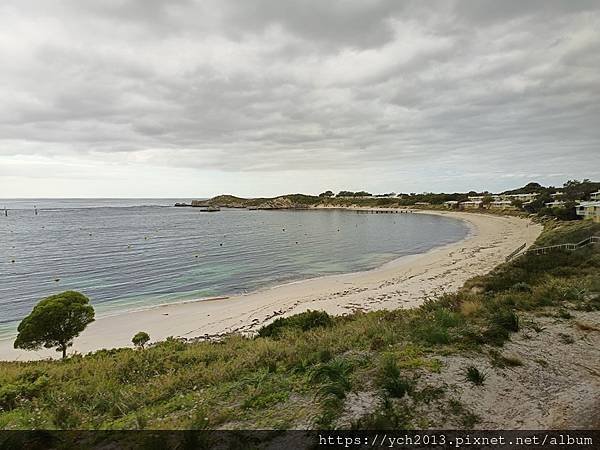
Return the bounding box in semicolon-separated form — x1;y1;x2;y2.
0;210;542;361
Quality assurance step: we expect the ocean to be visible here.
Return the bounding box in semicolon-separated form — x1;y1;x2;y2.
0;199;470;340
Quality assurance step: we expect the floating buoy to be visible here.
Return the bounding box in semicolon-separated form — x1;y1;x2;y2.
54;278;60;282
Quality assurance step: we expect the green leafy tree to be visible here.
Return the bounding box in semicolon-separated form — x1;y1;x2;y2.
132;331;150;349
482;195;494;206
318;190;334;198
14;291;95;359
511;199;524;209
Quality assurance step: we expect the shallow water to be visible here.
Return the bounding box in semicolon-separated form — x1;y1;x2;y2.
0;199;469;339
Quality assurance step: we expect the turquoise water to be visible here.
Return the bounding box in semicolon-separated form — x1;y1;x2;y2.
0;199;469;340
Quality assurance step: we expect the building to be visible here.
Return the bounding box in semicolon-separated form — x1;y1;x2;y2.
576;201;600;222
489;200;515;210
591;191;600;201
551;191;565;198
544;201;565;208
443;200;459;209
502;193;539;202
467;196;485;202
460;200;482;210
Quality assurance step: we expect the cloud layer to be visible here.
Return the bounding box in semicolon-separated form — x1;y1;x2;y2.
1;0;599;196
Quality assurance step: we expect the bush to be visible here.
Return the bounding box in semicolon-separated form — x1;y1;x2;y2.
489;308;520;332
464;366;487;386
378;356;414;398
511;282;532;293
257;310;333;338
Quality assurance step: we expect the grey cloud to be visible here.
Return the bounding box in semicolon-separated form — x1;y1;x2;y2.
0;0;599;192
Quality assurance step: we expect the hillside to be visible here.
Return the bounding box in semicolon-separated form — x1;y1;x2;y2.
191;179;599;212
1;221;598;435
206;194;322;209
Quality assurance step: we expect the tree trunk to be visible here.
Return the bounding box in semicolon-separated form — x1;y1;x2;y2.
61;345;67;359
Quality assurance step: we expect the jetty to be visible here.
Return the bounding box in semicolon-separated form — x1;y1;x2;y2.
350;208;413;214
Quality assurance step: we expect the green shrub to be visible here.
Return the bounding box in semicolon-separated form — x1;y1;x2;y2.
464;366;487;386
511;282;532;293
350;398;413;430
258;310;333;338
0;385;20;411
378;356;414;398
489;309;520;332
411;323;450;345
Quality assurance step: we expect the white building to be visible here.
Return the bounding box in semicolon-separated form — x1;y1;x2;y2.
467;196;485;201
460;200;483;210
503;193;539;202
591;191;600;201
443;200;459;209
490;200;515;210
545;201;565;208
576;201;600;222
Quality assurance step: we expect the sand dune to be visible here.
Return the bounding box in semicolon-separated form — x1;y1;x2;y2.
0;210;542;361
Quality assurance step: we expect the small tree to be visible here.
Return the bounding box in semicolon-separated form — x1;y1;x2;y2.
482;195;494;207
132;331;150;349
14;291;95;359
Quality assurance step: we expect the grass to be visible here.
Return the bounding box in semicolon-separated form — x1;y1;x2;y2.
378;356;414;398
464;366;487;386
0;219;598;430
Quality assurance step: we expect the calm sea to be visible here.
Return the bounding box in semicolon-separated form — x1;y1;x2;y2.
0;199;470;340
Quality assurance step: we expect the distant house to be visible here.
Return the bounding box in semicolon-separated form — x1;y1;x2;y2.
460;200;482;210
502;193;539;202
576;201;600;222
544;200;566;208
591;191;600;201
443;200;459;209
490;200;515;210
467;196;485;202
551;191;565;198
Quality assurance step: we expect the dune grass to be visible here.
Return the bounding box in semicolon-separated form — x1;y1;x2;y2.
0;220;598;430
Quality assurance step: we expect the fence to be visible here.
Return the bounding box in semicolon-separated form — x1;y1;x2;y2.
505;242;527;262
506;235;599;262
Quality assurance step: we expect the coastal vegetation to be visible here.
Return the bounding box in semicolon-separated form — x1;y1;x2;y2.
12;291;95;359
0;220;598;430
204;179;599;222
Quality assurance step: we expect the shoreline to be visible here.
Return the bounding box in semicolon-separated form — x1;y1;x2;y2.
0;210;543;361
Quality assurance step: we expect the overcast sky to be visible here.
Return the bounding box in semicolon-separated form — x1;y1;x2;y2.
1;0;599;198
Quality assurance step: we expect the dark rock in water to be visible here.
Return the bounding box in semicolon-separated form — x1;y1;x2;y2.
174;203;189;207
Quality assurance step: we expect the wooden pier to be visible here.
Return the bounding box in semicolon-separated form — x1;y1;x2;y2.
352;208;414;214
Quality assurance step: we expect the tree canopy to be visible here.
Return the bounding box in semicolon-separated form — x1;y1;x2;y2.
132;331;150;349
14;291;95;358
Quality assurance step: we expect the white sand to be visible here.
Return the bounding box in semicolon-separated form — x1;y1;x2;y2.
0;211;542;361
